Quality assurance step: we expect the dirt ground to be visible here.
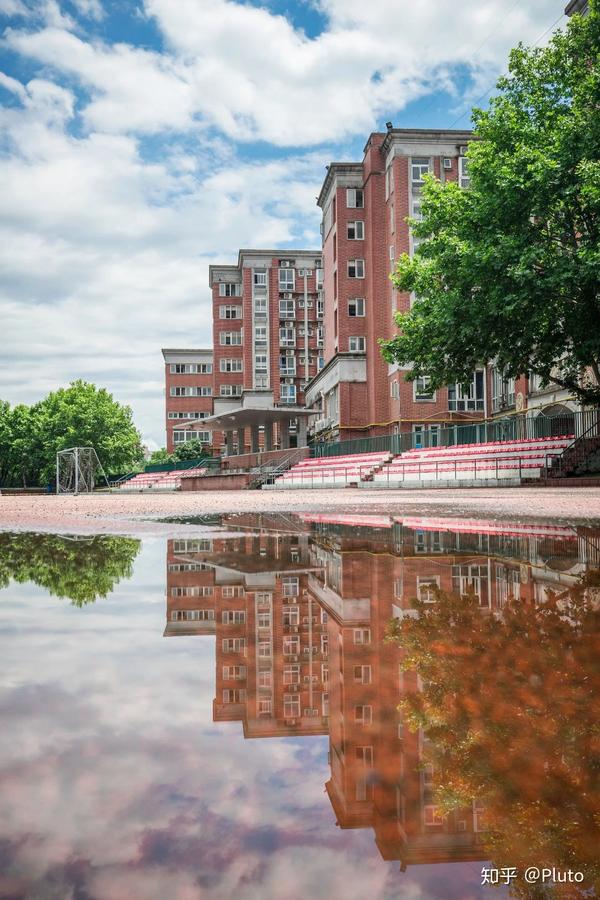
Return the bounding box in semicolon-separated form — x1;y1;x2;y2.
1;486;599;535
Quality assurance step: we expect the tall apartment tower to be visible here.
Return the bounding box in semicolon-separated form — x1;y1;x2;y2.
208;249;324;452
307;128;489;446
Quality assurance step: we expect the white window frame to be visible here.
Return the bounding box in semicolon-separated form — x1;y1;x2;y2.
347;220;364;240
220;358;243;373
349;336;366;352
348;298;365;317
219;331;243;346
348;259;365;279
414;375;435;401
346;188;364;209
219;305;242;319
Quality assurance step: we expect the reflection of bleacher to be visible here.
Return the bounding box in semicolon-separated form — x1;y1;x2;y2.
119;466;206;491
373;436;573;486
271;452;391;488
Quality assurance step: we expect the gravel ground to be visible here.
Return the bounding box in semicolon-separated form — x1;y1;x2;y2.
1;486;599;535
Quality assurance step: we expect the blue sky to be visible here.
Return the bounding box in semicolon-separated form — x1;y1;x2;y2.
0;0;566;448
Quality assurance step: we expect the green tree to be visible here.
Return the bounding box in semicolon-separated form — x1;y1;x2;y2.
0;533;141;605
381;5;600;405
147;447;173;465
387;571;600;898
172;439;210;461
0;381;144;485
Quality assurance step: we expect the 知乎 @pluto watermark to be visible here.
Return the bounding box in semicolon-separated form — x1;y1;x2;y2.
481;867;585;886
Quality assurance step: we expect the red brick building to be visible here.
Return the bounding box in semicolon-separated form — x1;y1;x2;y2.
306;128;489;445
162;349;214;453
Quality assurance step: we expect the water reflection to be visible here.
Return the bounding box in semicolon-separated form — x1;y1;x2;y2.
0;532;141;604
166;513;600;895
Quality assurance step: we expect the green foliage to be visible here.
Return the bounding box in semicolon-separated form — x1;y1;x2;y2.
0;380;144;486
386;570;600;897
0;532;141;605
147;447;173;465
172;439;211;461
381;4;600;405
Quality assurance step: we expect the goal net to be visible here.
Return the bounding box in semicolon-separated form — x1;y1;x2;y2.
56;447;108;494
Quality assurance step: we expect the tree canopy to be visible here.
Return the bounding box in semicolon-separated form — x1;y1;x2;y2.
381;4;600;405
0;381;144;486
387;571;600;897
0;532;141;605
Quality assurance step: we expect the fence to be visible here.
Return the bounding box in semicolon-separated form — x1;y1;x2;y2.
310;410;598;459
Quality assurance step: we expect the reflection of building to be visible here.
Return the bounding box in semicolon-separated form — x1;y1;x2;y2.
165;514;600;869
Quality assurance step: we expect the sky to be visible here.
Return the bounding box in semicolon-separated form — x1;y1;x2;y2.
0;0;567;450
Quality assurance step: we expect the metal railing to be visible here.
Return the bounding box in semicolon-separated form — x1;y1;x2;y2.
310;410;595;459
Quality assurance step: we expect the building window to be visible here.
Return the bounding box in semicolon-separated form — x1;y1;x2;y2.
283;664;300;684
254;325;267;343
414;375;435;401
316;268;324;289
168;411;206;419
279;299;295;318
172;430;210;444
348;298;365;317
283;695;301;718
424;805;444;827
390;203;395;232
220;358;243;373
349;336;366;352
348;259;365;279
222;638;246;653
220;384;243;397
411;157;430;187
254;375;268;388
170;386;212;397
254;354;268;373
459;157;470;189
448;371;485;411
279;268;295;291
283;636;300;655
282;606;300;627
417;576;440;603
219;331;242;346
258;699;272;716
219;305;242;319
390;380;399;400
222;610;246;624
253;270;267;286
218;283;241;297
346;188;364;208
355;705;373;725
169;363;212;374
347;220;364;240
280;384;296;404
258;641;271;658
279;355;296;376
385;163;393;198
491;368;516;412
254;297;267;316
222;689;246;703
353;665;372;684
279;327;295;347
353;628;371;645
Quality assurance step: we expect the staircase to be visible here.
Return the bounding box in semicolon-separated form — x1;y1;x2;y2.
546;413;600;479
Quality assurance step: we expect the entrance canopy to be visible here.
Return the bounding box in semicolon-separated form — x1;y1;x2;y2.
202;390;316;453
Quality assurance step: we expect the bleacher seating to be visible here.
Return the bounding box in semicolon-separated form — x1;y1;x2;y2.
118;466;206;491
372;435;573;485
271;452;391;488
268;436;574;490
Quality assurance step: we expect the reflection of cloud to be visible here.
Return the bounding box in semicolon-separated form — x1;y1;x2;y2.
0;535;499;899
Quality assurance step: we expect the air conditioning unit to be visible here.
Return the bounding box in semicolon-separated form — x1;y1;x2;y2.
292;625;299;633
280;260;292;267
443;157;452;169
286;718;297;725
303;647;311;654
303;675;311;682
283;292;293;300
459;145;468;156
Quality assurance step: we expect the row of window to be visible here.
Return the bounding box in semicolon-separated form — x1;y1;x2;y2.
167;411;207;419
169;363;212;374
170;386;212;397
173;430;211;443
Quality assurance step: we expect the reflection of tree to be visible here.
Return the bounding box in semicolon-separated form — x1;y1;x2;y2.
387;572;600;898
0;533;141;605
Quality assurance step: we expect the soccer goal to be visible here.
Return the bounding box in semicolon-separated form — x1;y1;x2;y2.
56;447;109;494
